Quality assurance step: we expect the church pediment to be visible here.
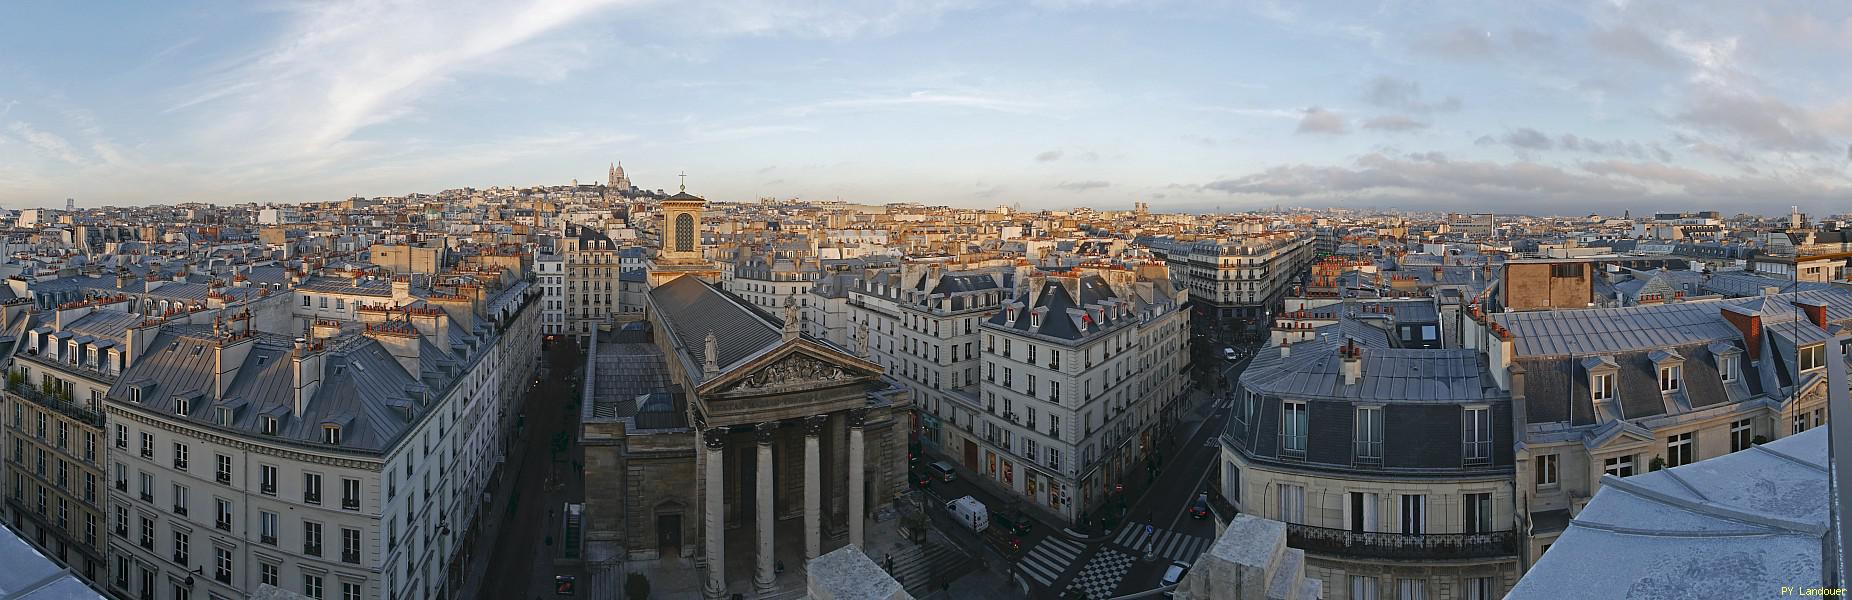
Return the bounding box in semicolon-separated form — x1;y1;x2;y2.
698;341;882;397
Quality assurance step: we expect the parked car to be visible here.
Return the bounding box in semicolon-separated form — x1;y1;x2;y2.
929;460;957;482
1160;561;1191;596
1223;347;1237;360
1189;493;1210;519
993;511;1033;536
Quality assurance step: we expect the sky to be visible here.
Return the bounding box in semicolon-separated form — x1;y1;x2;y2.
0;0;1848;215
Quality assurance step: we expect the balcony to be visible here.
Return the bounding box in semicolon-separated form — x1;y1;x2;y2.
173;459;187;470
304;543;322;557
342;498;360;511
173;505;187;517
216;519;230;532
1284;523;1518;560
260;483;276;495
216;472;231;485
139;492;152;503
215;571;231;584
261;534;276;546
115;480;127;493
342;550;360;564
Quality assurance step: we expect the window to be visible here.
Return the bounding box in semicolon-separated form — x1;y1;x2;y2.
114;424;127;449
1591;372;1615;401
215;407;233;427
303;520;323;556
1666;432;1694;467
1658;365;1681;392
1351;575;1380;600
304;573;324;600
215;454;232;484
1461;577;1496;600
1463;492;1492;534
1277;483;1305;524
322;426;341;445
172;442;188;470
1354;406;1383;461
1730;419;1754;452
304;473;322;504
1550;263;1584;278
172;528;189;565
261;416;277;435
139;472;153;502
1399;494;1425;534
1462;407;1491;464
1721;354;1739;382
139;516;154;550
83;431;95;462
1280;400;1307;454
341;478;360;510
139;432;153;459
172;484;189;516
214;547;232;584
1398;579;1427;600
342;527;361;563
1604;455;1634;478
1793;412;1811;434
302;296;312;307
260;465;277;495
1534;454;1559;487
1800;344;1825;371
215;499;232;531
1347;491;1379;533
260;562;279;587
260;511;278;545
114;505;127;537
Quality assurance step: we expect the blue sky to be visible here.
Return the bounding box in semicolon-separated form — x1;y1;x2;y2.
0;1;1847;214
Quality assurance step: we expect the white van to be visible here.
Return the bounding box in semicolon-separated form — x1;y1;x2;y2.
945;495;989;533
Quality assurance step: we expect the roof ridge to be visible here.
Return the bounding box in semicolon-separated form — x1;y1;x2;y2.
1745;441;1829;474
1597;472;1827;536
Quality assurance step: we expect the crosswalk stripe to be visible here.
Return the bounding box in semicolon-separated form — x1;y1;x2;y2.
1112;526;1136;546
1018;555;1060;585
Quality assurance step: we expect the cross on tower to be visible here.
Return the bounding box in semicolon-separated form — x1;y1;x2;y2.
678;171;688;193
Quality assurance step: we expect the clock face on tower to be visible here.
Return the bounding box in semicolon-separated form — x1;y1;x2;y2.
675;213;695;253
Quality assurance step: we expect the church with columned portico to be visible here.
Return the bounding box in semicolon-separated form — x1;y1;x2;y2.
576;189;909;598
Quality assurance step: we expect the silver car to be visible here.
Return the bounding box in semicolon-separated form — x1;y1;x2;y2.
1161;560;1190;595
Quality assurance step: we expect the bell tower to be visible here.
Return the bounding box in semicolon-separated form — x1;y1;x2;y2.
647;173;721;288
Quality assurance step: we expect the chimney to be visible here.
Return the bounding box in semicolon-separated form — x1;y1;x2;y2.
1279;339;1291;359
214;336;256;399
291;338;325;417
363;321;423;376
1721;305;1762;361
1794;298;1829;329
1339;340;1364;386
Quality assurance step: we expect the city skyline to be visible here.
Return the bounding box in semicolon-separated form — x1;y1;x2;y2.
1;0;1848;213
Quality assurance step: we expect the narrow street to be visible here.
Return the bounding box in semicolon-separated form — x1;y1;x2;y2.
474;339;584;600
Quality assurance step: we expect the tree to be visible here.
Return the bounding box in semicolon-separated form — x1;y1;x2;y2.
624;573;651;600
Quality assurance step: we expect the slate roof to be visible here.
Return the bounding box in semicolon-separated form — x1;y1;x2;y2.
647;275;781;378
106;327;423;453
1507;427;1831;600
1245;343;1495;403
986;275;1126;342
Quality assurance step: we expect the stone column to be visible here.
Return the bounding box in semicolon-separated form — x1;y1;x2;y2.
753;424;777;593
702;428;727;600
803;415;826;560
847;409;867;548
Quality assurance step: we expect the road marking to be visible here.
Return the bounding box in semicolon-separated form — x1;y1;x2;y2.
1017;535;1084;586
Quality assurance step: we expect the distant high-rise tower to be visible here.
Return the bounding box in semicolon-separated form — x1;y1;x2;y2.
65;198;73;211
608;162;631;190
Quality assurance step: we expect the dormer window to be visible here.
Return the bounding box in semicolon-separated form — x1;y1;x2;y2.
130;388;143;404
1659;366;1681;392
175;398;191;417
1593;372;1615;400
261;416;278;436
1030;311;1041;328
1799;344;1825;372
1584;356;1618;403
1005;307;1018;325
323;426;342;446
215;408;233;427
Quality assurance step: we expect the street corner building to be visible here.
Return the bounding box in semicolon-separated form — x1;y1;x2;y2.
574;191;911;599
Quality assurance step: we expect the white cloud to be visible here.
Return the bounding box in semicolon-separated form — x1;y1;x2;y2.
7;122;83;164
169;0;641;168
1295;107;1348;135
